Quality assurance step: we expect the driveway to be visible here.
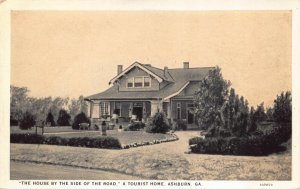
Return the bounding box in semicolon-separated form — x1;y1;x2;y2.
10;131;291;180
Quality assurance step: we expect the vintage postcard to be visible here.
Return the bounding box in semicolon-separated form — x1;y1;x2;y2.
0;0;300;189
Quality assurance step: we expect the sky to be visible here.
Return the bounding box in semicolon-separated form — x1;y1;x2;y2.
11;11;291;107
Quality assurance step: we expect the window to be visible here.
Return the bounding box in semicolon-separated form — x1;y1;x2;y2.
127;76;151;88
144;77;150;87
92;103;100;118
101;102;109;115
134;77;143;87
104;102;108;115
127;78;133;88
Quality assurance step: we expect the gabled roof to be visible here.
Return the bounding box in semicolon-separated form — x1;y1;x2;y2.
85;63;214;101
109;62;165;85
143;64;174;82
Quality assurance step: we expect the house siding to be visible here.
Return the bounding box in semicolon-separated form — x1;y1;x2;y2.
118;67;159;91
171;99;193;120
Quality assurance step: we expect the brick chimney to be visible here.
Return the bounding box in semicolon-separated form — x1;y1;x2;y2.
117;65;123;74
183;62;189;69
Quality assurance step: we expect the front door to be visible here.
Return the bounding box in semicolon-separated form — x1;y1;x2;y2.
187;110;194;124
187;103;194;124
132;107;143;121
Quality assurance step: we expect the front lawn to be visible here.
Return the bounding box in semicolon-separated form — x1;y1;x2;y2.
45;130;176;146
11;126;178;148
11;126;76;134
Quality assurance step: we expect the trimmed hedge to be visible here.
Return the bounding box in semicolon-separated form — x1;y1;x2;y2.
11;133;44;144
189;124;291;156
125;122;145;131
11;133;122;149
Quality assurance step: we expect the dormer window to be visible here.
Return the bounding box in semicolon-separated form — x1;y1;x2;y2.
134;77;143;87
127;76;151;88
127;78;134;88
144;77;150;87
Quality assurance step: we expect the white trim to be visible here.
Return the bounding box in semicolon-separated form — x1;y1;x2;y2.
126;77;134;88
109;62;163;85
177;102;181;120
126;76;152;88
143;76;151;88
133;76;144;88
163;81;190;101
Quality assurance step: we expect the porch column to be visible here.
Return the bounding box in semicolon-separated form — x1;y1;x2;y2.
150;101;159;116
87;102;91;118
167;102;171;119
89;101;94;119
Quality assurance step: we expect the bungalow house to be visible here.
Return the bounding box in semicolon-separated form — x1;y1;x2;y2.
85;61;214;128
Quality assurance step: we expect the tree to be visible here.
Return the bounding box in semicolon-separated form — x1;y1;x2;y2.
266;107;274;121
68;96;88;122
223;90;249;137
10;85;30;124
57;109;71;126
72;112;90;130
50;97;69;123
248;106;257;133
19;111;36;130
46;111;56;126
194;67;231;130
253;102;267;123
273;91;292;123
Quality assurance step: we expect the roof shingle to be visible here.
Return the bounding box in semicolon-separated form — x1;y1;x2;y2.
85;63;214;100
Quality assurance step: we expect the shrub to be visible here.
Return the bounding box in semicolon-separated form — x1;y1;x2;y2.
146;112;171;133
189;123;291;156
11;134;122;149
46;112;56;126
10;115;19;126
44;136;69;145
126;122;145;131
273;91;292;123
174;119;187;131
19;111;36;130
11;133;44;144
57;109;71;126
72;112;90;130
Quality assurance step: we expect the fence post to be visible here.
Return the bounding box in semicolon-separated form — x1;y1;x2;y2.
35;125;37;135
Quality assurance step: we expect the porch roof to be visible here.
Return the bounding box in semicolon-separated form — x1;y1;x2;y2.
85;81;189;100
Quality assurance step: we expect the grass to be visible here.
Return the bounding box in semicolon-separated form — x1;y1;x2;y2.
10;126;75;134
10;131;291;180
11;126;175;146
45;130;174;146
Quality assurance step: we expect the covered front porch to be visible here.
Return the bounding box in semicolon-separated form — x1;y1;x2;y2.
86;99;172;126
85;98;198;129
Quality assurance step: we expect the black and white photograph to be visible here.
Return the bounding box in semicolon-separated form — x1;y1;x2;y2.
0;0;300;189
